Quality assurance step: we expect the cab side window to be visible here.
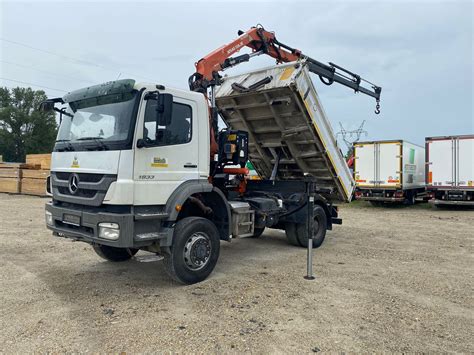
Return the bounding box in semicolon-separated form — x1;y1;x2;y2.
144;100;192;146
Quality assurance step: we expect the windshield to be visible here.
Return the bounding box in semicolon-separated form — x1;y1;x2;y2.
57;92;137;144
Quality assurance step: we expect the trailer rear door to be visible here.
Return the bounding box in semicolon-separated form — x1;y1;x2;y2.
378;142;401;188
457;137;474;188
354;141;401;189
428;139;454;187
354;143;375;187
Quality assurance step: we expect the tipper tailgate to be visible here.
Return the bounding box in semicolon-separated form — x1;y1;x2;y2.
215;61;354;202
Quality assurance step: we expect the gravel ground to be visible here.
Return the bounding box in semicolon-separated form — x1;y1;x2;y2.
0;194;473;353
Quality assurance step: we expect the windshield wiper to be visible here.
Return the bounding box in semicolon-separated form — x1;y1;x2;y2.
77;136;104;140
55;139;75;151
77;136;108;150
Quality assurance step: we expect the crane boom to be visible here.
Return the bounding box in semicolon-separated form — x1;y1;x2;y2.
189;24;382;160
189;25;381;106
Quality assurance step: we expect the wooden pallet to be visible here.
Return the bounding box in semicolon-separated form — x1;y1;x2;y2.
0;168;21;178
0;157;50;196
0;164;21;193
0;177;21;193
26;154;51;170
22;169;49;179
0;162;41;170
21;178;48;196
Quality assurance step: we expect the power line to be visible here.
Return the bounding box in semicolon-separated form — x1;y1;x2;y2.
336;120;368;152
0;60;96;84
0;77;68;93
0;37;156;82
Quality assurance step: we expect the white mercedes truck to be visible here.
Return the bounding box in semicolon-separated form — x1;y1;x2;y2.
353;140;425;205
426;135;474;206
42;26;382;283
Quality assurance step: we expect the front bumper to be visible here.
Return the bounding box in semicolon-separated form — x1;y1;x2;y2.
45;202;173;248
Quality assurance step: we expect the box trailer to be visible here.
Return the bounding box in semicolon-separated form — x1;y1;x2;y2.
215;61;354;203
353;140;425;204
426;135;474;206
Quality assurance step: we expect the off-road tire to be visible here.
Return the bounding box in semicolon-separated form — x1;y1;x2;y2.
163;217;220;284
285;205;327;248
252;227;265;238
92;244;138;262
285;223;301;246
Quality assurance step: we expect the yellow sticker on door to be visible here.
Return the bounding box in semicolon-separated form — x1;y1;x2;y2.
151;157;168;168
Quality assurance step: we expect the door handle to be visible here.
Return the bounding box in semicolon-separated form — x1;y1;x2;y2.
184;164;197;168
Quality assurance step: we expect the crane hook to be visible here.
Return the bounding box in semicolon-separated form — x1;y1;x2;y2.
374;99;381;115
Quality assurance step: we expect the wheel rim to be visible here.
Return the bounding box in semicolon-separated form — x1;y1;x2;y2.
312;218;320;238
183;232;212;271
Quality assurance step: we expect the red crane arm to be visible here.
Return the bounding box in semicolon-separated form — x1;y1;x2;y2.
189;26;302;92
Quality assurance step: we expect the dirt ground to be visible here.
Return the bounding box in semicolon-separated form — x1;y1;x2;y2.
0;194;472;353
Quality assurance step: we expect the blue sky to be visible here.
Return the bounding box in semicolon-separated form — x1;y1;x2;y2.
1;0;472;147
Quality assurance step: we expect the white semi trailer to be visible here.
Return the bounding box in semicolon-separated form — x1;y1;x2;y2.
426;135;474;206
353;140;425;204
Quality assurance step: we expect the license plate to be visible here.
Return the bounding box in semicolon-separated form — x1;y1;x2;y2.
63;213;81;226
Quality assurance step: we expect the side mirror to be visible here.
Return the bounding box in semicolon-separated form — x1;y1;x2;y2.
136;138;147;149
39;100;56;112
157;93;173;126
38;97;63;112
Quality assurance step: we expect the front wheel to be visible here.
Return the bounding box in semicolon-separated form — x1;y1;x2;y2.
92;244;138;262
252;226;265;238
163;217;220;284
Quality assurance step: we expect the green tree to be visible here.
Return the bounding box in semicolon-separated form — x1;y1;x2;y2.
0;87;57;162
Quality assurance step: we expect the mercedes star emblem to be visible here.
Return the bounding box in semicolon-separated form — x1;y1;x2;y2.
68;173;80;195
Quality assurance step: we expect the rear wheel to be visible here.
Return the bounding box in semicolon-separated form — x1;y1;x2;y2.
285;223;301;246
163;217;220;284
406;193;416;205
285;206;327;248
92;244;138;262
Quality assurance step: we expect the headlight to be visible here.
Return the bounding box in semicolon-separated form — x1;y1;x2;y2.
45;211;53;226
98;222;120;240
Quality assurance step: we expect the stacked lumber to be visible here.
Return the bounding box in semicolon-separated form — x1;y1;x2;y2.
0;154;51;196
26;153;51;170
21;154;51;196
0;163;22;193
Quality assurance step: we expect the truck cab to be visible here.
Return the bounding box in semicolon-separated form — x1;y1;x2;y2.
44;78;340;284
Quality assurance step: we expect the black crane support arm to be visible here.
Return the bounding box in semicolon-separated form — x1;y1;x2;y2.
271;37;381;101
306;59;382;100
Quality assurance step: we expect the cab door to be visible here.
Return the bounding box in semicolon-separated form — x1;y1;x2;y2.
133;92;199;205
